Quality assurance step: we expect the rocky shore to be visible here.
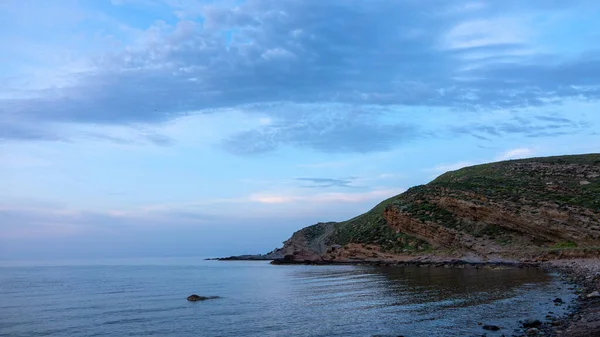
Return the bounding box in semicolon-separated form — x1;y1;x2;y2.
206;248;284;261
543;259;600;337
207;254;277;261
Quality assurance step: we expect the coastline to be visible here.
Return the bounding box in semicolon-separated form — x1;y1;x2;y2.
240;256;599;336
211;254;600;337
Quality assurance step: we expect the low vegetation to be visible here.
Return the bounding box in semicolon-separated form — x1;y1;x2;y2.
431;154;600;210
325;197;430;253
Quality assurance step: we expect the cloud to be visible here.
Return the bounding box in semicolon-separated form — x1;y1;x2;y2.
451;113;589;140
248;189;403;205
534;115;574;123
0;185;405;242
295;177;355;188
143;133;175;146
496;148;535;161
0;121;64;142
428;161;476;174
2;0;600;155
222;105;417;154
261;47;296;61
0;203;217;240
444;17;530;50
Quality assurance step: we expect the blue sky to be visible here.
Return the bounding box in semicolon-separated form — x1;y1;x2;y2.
1;0;599;260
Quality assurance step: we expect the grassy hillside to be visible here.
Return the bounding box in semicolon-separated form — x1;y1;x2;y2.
288;153;600;259
432;154;600;209
326;196;431;253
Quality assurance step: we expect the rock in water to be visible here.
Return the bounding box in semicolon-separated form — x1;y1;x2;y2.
187;294;220;301
522;319;542;328
482;324;500;331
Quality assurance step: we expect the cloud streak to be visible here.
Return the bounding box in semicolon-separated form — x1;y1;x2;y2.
295;177;356;188
451;114;590;140
249;189;403;205
222;106;417;154
496;148;536;161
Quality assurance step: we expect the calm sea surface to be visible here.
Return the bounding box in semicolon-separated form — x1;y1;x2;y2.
0;258;576;337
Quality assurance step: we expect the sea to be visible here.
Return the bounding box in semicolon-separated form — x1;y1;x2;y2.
0;258;577;337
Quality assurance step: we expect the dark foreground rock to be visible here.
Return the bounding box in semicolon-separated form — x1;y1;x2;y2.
522;319;542;328
482;324;500;331
187;294;220;301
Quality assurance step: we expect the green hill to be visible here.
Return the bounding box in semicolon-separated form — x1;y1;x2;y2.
277;153;600;262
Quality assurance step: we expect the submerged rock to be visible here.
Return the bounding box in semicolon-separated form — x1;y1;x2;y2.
187;294;220;301
522;319;542;328
482;324;500;331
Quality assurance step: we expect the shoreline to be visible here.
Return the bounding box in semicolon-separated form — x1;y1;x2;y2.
270;257;539;269
214;256;599;336
542;259;600;337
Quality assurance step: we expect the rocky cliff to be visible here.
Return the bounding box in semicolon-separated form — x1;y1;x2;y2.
275;154;600;263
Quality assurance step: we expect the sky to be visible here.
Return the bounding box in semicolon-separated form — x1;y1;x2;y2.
1;0;599;260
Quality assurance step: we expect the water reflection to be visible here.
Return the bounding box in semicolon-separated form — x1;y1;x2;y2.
375;266;550;302
292;265;551;299
286;265;567;337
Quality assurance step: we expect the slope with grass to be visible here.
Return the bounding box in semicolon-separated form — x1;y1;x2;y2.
276;153;600;262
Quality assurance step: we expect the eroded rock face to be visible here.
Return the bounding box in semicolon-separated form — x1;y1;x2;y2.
276;231;321;262
382;191;600;256
274;222;337;262
382;206;462;248
434;193;600;245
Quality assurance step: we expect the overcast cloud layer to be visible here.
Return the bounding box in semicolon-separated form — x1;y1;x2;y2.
3;1;600;147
